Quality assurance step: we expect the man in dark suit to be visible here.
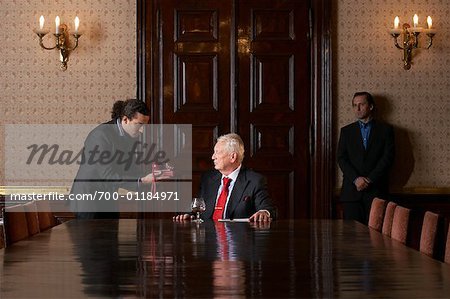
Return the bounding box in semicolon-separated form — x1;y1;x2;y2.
71;99;172;219
337;92;395;224
174;133;275;222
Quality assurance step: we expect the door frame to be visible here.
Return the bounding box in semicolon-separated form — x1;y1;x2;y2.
136;0;333;218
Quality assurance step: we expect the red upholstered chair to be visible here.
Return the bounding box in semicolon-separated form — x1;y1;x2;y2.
368;198;386;232
445;226;450;264
419;211;439;257
382;201;397;237
23;201;40;236
36;200;58;231
391;206;410;244
2;204;30;246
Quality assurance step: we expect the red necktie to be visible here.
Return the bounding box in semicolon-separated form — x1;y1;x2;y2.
212;177;231;220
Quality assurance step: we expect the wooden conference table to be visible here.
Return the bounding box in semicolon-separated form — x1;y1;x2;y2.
1;219;450;298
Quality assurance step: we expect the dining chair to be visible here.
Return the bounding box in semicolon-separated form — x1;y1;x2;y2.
368;197;386;232
382;201;398;237
36;200;58;231
419;211;439;257
391;206;410;244
2;204;30;246
23;201;40;236
445;225;450;264
0;218;4;248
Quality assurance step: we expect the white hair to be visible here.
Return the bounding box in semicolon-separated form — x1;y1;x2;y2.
216;133;245;163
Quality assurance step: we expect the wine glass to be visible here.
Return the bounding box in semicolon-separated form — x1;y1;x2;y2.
162;162;174;176
152;162;174;177
191;197;206;223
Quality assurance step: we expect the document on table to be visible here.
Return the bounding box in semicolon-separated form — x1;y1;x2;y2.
218;218;250;222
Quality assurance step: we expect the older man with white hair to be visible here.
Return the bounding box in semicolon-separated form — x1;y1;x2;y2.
174;133;275;222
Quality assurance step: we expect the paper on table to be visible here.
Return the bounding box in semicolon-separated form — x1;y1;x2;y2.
218;218;250;222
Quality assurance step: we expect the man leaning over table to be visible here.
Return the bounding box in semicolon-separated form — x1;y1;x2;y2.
70;99;172;219
174;133;276;222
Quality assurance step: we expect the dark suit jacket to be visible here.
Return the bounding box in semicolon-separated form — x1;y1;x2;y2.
337;120;394;202
199;168;276;219
70;119;146;218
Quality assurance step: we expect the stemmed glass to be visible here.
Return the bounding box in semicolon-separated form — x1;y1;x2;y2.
153;162;174;177
162;162;174;174
191;197;206;223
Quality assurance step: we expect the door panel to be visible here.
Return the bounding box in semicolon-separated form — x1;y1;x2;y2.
237;0;310;218
157;0;232;174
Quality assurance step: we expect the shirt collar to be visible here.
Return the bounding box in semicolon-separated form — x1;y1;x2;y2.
222;165;241;183
116;118;125;136
358;119;373;128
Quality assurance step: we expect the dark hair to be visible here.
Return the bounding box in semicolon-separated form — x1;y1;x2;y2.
353;91;375;107
111;99;149;120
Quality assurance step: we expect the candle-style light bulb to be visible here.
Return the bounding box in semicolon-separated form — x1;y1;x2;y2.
427;16;432;29
39;15;45;30
413;14;418;28
394;16;400;29
74;16;80;33
55;16;60;34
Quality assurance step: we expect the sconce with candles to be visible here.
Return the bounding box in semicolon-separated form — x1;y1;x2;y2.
33;15;81;71
389;14;436;70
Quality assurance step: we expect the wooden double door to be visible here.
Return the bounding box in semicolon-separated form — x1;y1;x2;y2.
141;0;311;218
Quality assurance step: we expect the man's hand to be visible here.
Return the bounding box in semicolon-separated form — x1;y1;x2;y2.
249;210;271;222
173;214;193;222
354;176;369;191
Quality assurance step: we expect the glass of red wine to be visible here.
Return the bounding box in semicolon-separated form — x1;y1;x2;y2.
191;197;206;223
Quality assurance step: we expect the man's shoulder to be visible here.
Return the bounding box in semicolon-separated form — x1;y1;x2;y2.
341;121;359;131
373;120;393;130
238;168;265;181
201;169;221;181
87;120;118;138
202;168;265;181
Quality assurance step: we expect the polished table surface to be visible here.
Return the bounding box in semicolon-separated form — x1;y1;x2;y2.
1;219;450;298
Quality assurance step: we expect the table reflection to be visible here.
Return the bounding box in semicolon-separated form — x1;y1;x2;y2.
1;219;450;298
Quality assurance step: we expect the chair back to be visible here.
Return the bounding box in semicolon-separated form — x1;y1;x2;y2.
391;206;410;244
419;211;439;257
2;204;30;246
382;201;398;237
23;201;40;236
445;226;450;264
36;200;57;231
368;198;386;232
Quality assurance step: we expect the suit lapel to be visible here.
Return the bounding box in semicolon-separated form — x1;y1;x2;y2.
225;169;250;218
366;120;378;152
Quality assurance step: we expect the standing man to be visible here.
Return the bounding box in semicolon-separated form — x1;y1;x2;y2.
174;133;276;222
71;99;171;219
337;92;394;224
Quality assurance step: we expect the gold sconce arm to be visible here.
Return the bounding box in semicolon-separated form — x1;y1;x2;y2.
390;33;403;49
426;32;435;49
34;31;57;50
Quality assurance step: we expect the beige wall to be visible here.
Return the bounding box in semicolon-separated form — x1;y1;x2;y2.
2;1;449;192
0;0;136;184
333;1;450;192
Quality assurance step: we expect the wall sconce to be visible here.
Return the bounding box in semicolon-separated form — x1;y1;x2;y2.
389;14;436;70
33;15;81;71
